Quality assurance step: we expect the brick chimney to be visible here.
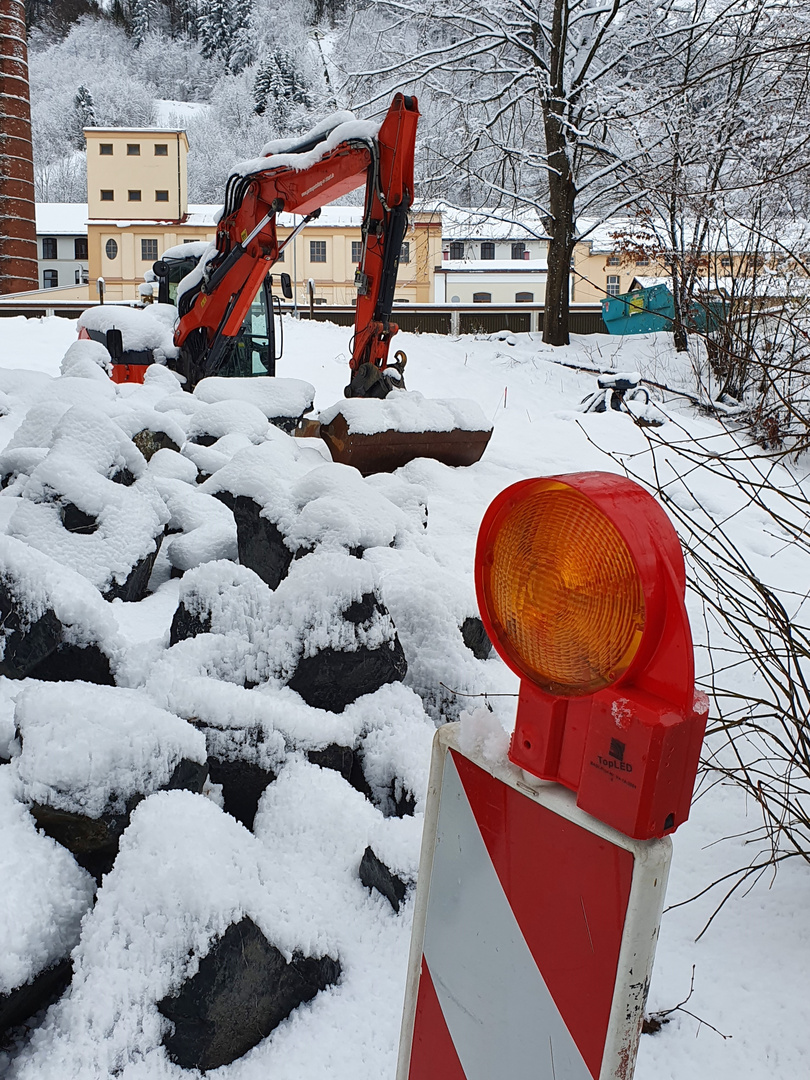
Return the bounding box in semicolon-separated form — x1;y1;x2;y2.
0;0;38;293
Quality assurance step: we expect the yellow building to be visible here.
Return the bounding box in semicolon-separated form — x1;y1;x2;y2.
81;125;441;304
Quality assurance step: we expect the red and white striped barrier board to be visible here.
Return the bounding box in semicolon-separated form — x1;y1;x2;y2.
397;723;672;1080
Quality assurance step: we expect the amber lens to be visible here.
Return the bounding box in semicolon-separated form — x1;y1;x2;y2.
483;483;645;694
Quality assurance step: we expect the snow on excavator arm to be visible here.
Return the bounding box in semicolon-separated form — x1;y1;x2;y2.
175;93;419;392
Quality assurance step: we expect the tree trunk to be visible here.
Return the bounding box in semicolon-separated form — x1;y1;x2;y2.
542;107;576;346
0;0;38;293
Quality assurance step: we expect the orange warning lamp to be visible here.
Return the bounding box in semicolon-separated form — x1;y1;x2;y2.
475;473;708;840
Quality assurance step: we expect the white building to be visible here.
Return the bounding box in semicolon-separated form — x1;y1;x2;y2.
35;204;89;290
434;259;549;305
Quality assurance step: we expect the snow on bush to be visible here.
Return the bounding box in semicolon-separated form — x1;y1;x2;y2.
0;769;95;996
6;789;340;1079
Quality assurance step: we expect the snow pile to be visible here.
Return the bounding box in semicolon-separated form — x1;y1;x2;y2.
6;406;169;596
13;683;206;817
78;305;179;363
320;390;491;434
193;375;316;421
0;534;126;666
7;790;340;1079
0;770;95;996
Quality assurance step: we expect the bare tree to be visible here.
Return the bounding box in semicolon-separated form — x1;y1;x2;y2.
342;0;692;344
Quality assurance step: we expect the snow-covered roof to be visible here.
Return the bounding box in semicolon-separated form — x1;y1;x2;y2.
436;205;549;242
36;204;88;236
437;259;548;273
84;127;188;136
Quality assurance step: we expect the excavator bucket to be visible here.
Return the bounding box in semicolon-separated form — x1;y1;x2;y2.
297;399;493;477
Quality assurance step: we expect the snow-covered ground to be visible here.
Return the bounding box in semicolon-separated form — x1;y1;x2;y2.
0;313;806;1078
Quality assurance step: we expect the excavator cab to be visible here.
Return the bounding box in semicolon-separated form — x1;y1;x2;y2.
152;256;292;379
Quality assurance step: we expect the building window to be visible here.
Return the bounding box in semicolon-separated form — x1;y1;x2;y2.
141;239;158;261
449;241;464;260
351;240;362;263
473;292;491;303
42;237;57;260
127;144;140;156
480;242;495;260
74;268;89;285
721;257;731;267
310;240;326;263
155;190;169;202
183;238;197;244
635;257;650;266
399;241;410;263
128;190;142;202
606;275;620;296
105;239;119;260
99;143;113;155
275;247;284;262
155;144;168;156
43;269;58;289
607;255;620;266
515;291;533;302
74;237;88;259
100;189;114;202
511;242;526;259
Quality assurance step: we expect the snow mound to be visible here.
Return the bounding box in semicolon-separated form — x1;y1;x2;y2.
0;770;95;996
0;534;126;661
193;376;315;421
13;683;207;817
78;305;179;363
319;390;491;434
7;406;169;595
155;479;237;573
7;790;339;1078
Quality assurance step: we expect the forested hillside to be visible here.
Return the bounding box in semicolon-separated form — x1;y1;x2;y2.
27;0;345;203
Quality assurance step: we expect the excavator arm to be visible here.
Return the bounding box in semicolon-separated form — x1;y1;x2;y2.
175;94;419;391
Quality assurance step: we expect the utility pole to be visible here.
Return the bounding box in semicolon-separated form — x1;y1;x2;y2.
0;0;38;293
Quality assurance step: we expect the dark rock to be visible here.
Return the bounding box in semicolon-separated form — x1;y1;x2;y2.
169;601;212;646
0;959;72;1039
0;578;64;680
60;503;98;534
110;468;136;487
306;744;354;781
133;429;180;461
103;533;163;602
461;616;493;660
287;637;407;713
269;414;305;434
343;592;384;625
347;750;414;818
207;757;276;831
30;757;208;882
359;847;409;912
27;643;115;686
159;917;340;1072
188;435;219;448
233;496;293;590
212;490;236;512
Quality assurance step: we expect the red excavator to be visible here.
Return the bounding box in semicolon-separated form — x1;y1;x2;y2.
81;94;491;475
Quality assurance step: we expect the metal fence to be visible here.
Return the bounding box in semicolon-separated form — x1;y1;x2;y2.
0;300;608;336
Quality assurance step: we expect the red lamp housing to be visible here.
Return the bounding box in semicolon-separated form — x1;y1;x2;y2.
474;472;708;840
